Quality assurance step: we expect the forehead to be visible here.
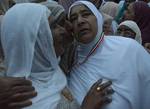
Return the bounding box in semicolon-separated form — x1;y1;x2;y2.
118;25;134;32
119;25;130;29
70;4;91;15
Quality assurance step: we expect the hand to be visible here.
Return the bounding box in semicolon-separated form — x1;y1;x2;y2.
144;43;150;54
81;79;114;109
0;77;37;109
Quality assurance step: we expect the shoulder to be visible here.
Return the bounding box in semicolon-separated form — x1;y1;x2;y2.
102;36;144;54
104;36;140;48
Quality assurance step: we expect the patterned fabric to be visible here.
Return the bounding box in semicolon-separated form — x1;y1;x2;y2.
58;0;76;12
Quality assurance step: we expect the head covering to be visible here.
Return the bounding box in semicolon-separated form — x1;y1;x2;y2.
58;0;76;13
133;1;150;44
101;12;113;21
41;0;64;22
67;1;150;109
68;1;103;56
114;0;127;23
101;2;118;18
1;3;66;109
14;0;38;3
118;20;142;44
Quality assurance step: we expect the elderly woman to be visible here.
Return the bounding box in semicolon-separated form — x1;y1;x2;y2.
1;3;67;109
68;1;150;109
116;20;142;44
123;1;150;45
1;1;113;109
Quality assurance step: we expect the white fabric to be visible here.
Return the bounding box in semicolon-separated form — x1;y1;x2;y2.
68;1;103;56
41;1;65;22
118;20;142;44
14;0;53;3
148;2;150;7
1;3;66;109
68;1;150;109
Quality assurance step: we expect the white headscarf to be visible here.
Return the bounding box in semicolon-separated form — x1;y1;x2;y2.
118;20;142;44
14;0;53;3
68;1;150;109
41;0;65;22
1;3;66;109
68;0;103;56
100;1;118;18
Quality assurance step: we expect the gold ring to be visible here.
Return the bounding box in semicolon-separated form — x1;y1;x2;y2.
96;86;101;91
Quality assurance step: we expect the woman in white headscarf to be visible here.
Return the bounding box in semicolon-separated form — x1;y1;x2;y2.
117;20;142;44
1;3;67;109
100;1;118;19
68;1;150;109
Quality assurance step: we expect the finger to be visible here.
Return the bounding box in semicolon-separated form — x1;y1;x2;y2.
98;81;112;91
101;87;114;96
101;96;112;105
8;100;32;109
10;91;37;102
12;86;35;94
12;79;32;86
0;90;13;104
105;88;115;95
91;79;102;89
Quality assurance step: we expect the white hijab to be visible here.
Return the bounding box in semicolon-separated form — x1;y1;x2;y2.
14;0;53;3
68;0;103;56
68;1;150;109
1;3;66;109
118;20;142;44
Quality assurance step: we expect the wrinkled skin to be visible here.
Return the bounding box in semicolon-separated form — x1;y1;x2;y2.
0;77;37;109
70;5;98;44
116;25;136;39
82;79;114;109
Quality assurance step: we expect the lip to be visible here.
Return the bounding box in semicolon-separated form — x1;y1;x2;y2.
78;28;90;37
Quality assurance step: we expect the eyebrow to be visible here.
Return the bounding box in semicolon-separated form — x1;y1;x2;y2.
70;9;91;18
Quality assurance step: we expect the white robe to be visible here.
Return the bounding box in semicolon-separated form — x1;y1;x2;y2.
68;36;150;109
1;3;66;109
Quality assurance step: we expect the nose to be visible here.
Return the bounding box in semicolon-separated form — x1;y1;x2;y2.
77;15;85;26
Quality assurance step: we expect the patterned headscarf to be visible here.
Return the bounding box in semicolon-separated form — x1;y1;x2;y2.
133;1;150;44
118;20;142;44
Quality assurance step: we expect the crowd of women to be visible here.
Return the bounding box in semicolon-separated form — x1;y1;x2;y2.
0;0;150;109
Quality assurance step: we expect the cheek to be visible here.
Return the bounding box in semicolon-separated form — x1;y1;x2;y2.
72;23;78;33
91;18;98;35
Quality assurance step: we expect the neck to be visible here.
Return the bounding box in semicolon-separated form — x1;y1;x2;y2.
77;32;102;56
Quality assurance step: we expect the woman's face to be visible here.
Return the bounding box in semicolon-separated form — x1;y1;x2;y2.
123;3;135;21
116;25;136;39
50;13;67;57
70;5;98;44
103;20;113;35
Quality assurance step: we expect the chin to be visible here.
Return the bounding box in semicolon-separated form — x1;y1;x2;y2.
79;34;94;44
